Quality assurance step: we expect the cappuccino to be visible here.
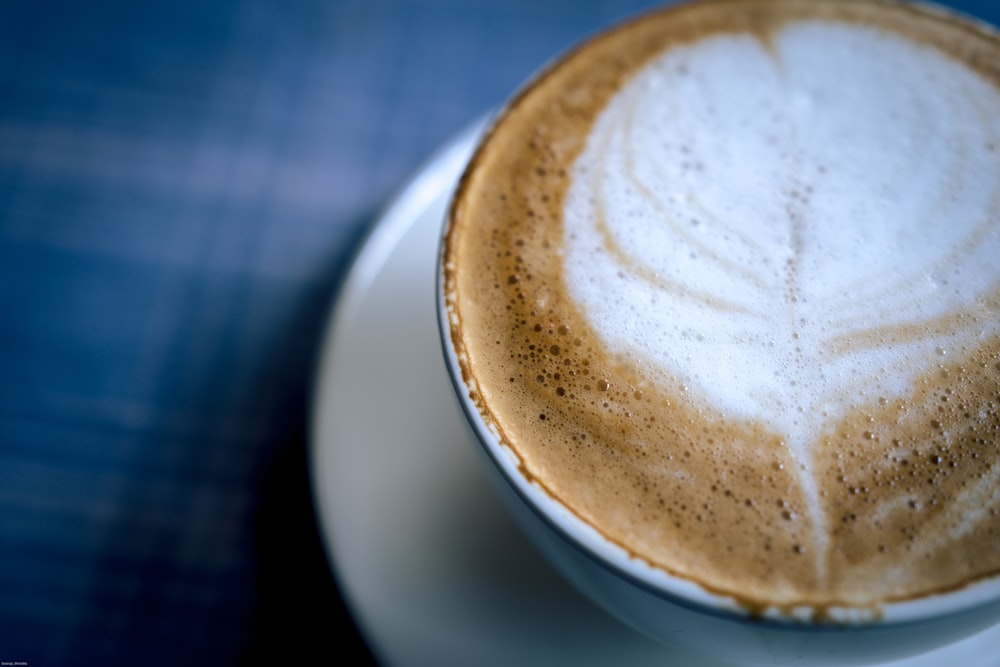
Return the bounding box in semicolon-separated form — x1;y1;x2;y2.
442;0;1000;613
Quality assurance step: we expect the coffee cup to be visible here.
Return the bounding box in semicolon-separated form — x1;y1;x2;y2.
437;0;1000;664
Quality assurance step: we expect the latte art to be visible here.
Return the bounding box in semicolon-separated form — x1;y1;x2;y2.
442;0;1000;612
564;22;1000;579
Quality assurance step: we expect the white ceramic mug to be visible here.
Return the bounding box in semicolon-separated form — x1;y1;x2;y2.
436;1;1000;664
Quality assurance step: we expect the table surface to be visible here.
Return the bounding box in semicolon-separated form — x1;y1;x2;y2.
2;1;999;665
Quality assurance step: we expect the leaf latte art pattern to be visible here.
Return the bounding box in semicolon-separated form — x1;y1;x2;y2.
563;23;1000;585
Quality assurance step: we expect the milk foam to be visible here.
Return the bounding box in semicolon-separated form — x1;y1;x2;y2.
564;22;1000;466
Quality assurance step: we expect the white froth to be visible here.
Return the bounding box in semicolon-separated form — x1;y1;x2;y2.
563;21;1000;553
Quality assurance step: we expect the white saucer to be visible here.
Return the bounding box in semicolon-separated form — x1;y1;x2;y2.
308;121;1000;667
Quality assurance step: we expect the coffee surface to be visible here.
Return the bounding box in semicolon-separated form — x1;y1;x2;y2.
442;0;1000;611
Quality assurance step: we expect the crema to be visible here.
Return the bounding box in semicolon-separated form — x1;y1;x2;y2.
442;0;1000;611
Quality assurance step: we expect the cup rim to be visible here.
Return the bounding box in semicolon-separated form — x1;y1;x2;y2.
435;0;1000;632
